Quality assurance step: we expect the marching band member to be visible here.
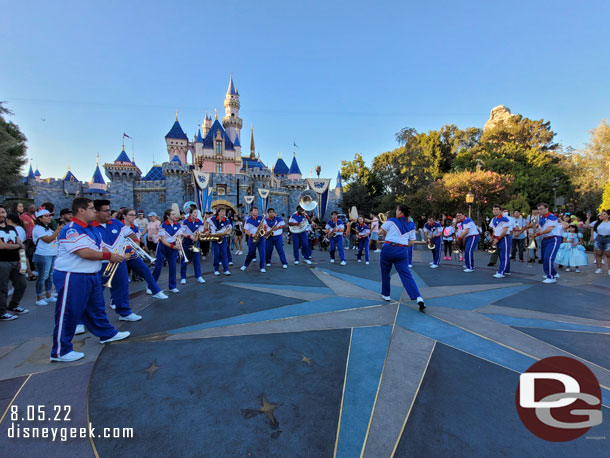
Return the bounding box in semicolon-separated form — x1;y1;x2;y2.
152;208;183;291
51;198;130;362
180;207;205;284
354;216;370;264
92;200;141;321
208;207;232;276
536;202;563;283
288;206;312;265
423;216;443;268
325;211;347;265
264;208;288;268
378;204;425;311
241;207;268;272
490;204;511;278
121;208;168;299
455;211;480;272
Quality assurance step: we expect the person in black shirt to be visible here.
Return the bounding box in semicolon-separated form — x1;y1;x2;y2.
0;205;28;320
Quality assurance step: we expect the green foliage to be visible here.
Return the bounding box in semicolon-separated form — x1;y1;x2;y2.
0;102;28;195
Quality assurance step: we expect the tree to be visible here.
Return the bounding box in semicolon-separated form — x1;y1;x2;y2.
340;153;371;189
0;102;28;195
601;181;610;211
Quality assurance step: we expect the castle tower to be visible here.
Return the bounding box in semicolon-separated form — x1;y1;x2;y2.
287;152;302;180
249;125;256;160
222;73;243;145
165;111;189;164
202;113;212;137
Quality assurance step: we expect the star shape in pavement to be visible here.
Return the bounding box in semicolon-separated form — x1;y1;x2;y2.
133;265;610;457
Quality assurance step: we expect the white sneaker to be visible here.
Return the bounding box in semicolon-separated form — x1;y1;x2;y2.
565;268;570;272
542;278;557;284
180;279;187;284
340;261;347;266
119;313;142;322
374;249;381;253
214;271;220;276
283;264;288;269
110;303;116;310
36;299;48;306
50;351;85;362
358;259;361;263
170;288;179;293
294;260;300;265
330;259;335;263
146;288;153;295
381;295;392;301
430;264;439;269
240;265;246;271
252;259;256;263
152;291;168;299
229;262;234;266
554;273;560;278
224;271;231;276
366;262;369;265
575;268;580;273
493;273;505;279
260;268;266;273
429;261;434;265
266;263;271;267
304;259;312;265
408;264;413;268
100;331;130;344
197;277;205;284
75;324;86;335
595;268;602;274
45;296;57;303
463;268;474;273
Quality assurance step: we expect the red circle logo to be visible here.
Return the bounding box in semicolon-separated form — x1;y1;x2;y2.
516;356;602;441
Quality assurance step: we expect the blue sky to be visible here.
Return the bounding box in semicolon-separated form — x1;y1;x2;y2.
2;0;609;184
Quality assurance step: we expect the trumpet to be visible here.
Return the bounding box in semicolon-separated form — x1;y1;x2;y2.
125;237;156;264
175;236;189;263
103;244;126;288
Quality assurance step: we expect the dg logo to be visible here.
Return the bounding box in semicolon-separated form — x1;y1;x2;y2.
516;356;603;441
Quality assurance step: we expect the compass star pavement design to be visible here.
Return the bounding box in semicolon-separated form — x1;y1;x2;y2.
86;256;610;457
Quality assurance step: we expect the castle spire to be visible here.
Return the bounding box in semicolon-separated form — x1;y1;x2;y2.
176;110;179;121
250;124;256;160
214;108;218;120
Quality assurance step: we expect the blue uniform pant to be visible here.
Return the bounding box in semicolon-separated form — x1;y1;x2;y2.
380;244;421;300
101;261;132;317
244;238;266;269
496;236;511;275
51;271;117;357
292;232;311;261
266;235;288;265
152;244;178;289
226;237;233;263
431;237;442;265
542;236;561;279
329;235;346;261
128;256;161;295
464;235;480;270
180;238;201;279
406;245;413;266
212;239;229;272
357;237;370;262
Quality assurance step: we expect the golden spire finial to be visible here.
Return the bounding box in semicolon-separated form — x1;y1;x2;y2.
175;110;178;121
214;108;218;120
96;152;100;165
67;163;70;170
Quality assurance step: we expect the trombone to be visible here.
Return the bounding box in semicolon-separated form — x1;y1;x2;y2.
103;244;126;288
125;237;156;264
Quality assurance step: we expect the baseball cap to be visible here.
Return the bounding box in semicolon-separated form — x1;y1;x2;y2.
60;208;72;216
148;212;158;217
35;208;51;218
137;210;144;215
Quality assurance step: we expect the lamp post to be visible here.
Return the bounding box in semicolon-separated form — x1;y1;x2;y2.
465;192;475;219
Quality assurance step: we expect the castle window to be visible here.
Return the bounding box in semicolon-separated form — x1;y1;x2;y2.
216;162;223;173
135;193;142;204
158;193;165;203
215;141;222;155
283;197;287;206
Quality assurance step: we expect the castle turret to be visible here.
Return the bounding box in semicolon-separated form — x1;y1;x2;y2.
272;154;289;178
249;125;256;160
165;111;189;164
222;73;243;145
202;113;212;137
287;152;302;180
88;155;108;194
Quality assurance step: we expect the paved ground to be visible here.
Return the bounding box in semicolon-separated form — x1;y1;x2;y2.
1;246;609;457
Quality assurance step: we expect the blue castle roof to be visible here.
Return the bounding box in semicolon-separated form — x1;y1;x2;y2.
170;155;182;164
273;157;289;175
165;120;188;140
203;120;235;151
227;74;239;95
196;128;203;143
241;157;266;171
92;165;106;184
34;169;41;177
115;149;132;163
289;155;302;175
336;170;343;189
234;133;241;147
27;165;36;179
63;170;78;182
142;165;166;181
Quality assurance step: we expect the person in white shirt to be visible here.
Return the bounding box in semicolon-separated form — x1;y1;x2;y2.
536;203;563;283
490;205;511;278
32;209;62;306
589;209;610;275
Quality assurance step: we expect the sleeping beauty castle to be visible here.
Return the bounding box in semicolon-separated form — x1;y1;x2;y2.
27;75;342;218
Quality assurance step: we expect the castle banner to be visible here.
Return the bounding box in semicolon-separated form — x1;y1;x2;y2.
193;171;210;213
257;188;270;213
306;178;331;220
244;195;255;214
